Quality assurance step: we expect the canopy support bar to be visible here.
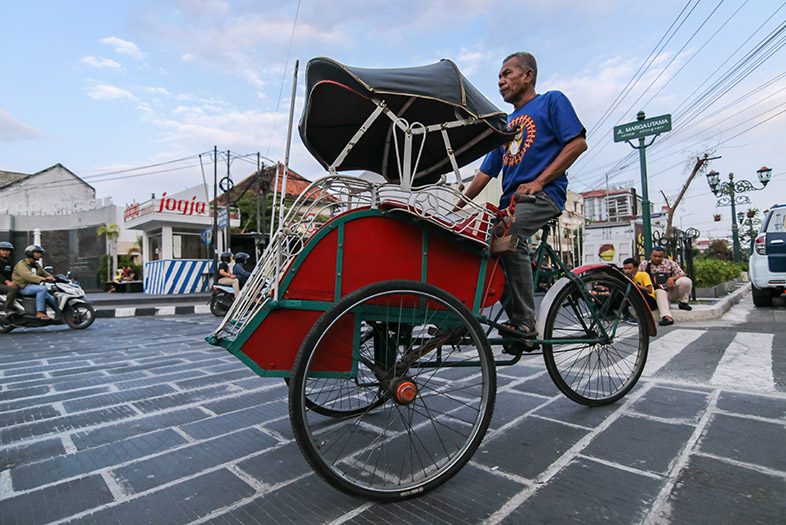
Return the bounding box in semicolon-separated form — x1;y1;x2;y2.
328;100;387;172
440;127;463;189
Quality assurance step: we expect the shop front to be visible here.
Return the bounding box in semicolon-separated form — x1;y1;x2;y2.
124;185;239;294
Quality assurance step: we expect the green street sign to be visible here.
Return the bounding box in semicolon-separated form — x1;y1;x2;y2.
613;114;672;143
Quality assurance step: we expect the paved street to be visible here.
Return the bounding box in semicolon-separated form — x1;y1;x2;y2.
1;290;785;525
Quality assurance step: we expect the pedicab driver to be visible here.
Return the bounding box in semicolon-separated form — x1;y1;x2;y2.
459;52;587;338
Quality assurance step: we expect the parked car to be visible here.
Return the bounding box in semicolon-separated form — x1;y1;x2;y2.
749;204;786;306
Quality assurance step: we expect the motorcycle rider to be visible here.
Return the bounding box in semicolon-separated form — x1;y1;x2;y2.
233;252;252;289
0;241;19;317
12;244;58;320
217;251;240;295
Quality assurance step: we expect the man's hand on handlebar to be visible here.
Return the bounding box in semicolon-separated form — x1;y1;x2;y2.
45;276;56;282
514;180;543;199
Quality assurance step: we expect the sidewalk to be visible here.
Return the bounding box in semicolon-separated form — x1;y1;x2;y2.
86;292;212;318
670;282;750;322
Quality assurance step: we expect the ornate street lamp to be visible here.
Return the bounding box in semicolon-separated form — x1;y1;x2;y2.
737;211;745;224
705;167;774;263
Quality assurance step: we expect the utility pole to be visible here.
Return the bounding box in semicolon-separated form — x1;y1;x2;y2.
212;145;218;279
662;153;721;236
225;150;231;253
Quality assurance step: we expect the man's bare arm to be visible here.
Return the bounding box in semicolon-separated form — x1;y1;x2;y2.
453;170;492;210
515;136;588;196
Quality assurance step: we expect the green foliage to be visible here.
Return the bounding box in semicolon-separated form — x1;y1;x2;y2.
706;239;733;261
693;258;743;288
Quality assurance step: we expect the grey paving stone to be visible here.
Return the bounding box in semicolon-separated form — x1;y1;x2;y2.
62;384;176;412
236;441;311;485
509;372;562;398
180;401;287;440
202;474;361;525
1;405;61;427
104;359;185;375
4;360;92;376
348;463;527;524
112;369;207;390
174;369;255;391
0;372;48;385
51;371;150;392
0;405;138;444
698;413;786;471
716;391;786;420
534;396;619;428
0;474;113;525
131;384;239;413
71;407;210;450
201;387;287;415
660;454;786;524
501;457;663;524
630;386;710;422
72;468;255;525
582;415;694;475
488;390;549;430
0;385;50;400
112;428;277;493
0;437;66;470
476;416;589;479
12;428;187;491
0;386;113;413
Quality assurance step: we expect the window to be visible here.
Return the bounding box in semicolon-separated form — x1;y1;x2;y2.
174;232;208;259
767;210;786;232
148;234;162;261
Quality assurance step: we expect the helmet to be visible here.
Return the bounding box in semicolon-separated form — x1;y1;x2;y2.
0;241;13;251
220;251;233;262
25;244;45;257
234;252;250;264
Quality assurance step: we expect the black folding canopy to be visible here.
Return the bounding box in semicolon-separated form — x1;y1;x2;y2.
299;57;514;185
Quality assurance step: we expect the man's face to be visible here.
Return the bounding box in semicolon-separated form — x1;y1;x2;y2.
498;58;533;105
623;263;636;276
31;251;43;261
0;248;10;259
650;250;665;264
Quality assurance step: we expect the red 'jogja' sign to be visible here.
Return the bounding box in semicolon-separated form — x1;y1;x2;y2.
157;193;208;216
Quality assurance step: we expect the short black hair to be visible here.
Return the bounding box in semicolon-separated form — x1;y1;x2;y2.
623;258;638;266
652;246;666;253
503;52;538;85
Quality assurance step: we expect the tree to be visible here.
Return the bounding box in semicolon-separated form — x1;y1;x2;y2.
707;239;733;261
97;223;120;283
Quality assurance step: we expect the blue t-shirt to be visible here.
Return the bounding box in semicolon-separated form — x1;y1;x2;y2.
480;91;585;210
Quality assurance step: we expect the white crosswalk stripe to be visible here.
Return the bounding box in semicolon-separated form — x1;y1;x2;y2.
710;332;775;393
642;328;704;378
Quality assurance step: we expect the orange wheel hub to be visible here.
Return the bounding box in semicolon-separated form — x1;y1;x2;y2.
395;381;418;404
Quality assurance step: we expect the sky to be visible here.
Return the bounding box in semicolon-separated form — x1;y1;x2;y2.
2;0;785;241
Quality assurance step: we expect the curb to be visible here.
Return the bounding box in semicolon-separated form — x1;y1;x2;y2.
671;283;750;322
95;304;212;318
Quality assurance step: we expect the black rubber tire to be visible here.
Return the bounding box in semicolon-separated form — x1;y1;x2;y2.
63;303;96;330
542;272;649;406
751;285;773;307
209;295;232;317
0;322;14;334
289;280;496;502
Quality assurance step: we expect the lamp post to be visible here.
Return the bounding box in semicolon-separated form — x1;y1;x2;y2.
706;166;772;263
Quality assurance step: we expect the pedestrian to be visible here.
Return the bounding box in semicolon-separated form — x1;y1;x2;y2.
622;257;659;323
457;51;587;339
639;246;693;326
0;241;20;316
12;244;58;320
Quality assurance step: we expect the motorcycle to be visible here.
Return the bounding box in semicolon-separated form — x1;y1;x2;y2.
0;274;96;333
209;284;235;317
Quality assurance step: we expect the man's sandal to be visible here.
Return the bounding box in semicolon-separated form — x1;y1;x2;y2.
498;321;538;340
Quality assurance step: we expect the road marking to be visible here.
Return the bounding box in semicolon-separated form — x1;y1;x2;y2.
642;329;704;378
115;307;136;317
711;332;775;393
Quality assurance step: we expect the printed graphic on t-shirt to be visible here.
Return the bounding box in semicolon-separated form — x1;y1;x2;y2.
504;114;537;167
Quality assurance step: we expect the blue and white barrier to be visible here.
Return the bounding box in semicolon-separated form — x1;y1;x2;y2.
144;259;214;294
